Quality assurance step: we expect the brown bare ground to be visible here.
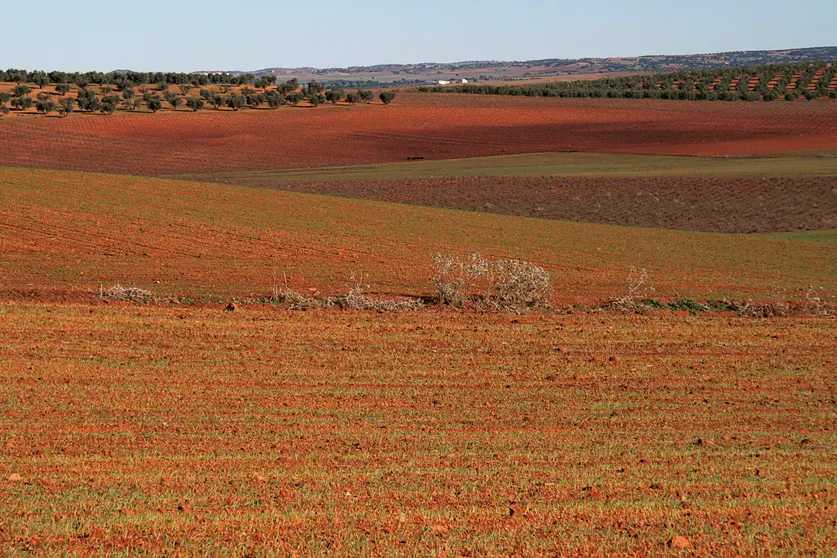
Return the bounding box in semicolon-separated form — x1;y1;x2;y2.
245;175;837;233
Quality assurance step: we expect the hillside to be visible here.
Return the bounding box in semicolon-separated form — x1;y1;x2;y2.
245;46;837;85
184;151;837;234
2;94;837;177
1;166;835;304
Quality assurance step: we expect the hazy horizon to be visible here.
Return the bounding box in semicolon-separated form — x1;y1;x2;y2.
2;0;836;73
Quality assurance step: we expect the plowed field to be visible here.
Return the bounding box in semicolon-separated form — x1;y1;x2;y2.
1;167;836;303
1;303;835;555
2;94;837;176
242;175;837;234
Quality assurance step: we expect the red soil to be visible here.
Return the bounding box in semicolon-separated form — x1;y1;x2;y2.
2;93;836;175
2;304;835;555
4;167;836;305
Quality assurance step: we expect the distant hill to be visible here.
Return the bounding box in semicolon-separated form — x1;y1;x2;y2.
219;46;837;87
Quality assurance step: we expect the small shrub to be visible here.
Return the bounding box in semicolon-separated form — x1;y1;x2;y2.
267;279;318;310
432;253;489;308
607;266;655;313
485;258;552;313
324;290;424;312
432;253;552;313
324;272;424;312
804;285;833;316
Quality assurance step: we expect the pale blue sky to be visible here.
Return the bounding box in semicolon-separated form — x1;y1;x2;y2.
2;0;835;72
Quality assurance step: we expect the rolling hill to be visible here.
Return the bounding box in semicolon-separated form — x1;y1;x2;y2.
1;166;835;304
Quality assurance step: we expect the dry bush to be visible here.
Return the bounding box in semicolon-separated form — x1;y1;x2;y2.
269;287;319;310
724;299;790;318
269;272;423;312
324;290;424;312
483;258;553;313
102;284;154;303
721;287;835;318
605;266;656;313
325;272;424;312
265;272;319;310
432;253;552;313
804;285;832;316
431;253;489;308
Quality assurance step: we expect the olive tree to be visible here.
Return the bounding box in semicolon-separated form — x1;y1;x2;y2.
226;94;245;111
76;89;100;111
379;91;397;104
265;90;286;109
58;97;75;117
210;94;225;109
145;94;163;112
100;97;118;114
186;97;205;111
165;91;183;110
36;97;57;114
11;95;33;110
325;88;345;103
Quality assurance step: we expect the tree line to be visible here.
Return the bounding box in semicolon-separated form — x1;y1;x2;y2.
0;69;262;88
0;73;397;117
417;61;837;102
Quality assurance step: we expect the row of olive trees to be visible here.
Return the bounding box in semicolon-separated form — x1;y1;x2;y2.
418;61;837;102
0;69;262;89
0;81;397;117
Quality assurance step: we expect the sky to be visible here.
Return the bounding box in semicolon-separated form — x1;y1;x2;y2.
2;0;835;72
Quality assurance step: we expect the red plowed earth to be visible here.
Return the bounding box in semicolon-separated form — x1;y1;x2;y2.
2;94;836;175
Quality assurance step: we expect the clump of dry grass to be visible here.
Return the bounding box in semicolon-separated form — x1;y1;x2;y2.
269;272;423;312
432;253;552;313
804;285;832;316
101;284;154;303
603;266;656;313
721;291;835;318
268;287;318;310
324;290;424;312
324;273;424;312
264;272;318;310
